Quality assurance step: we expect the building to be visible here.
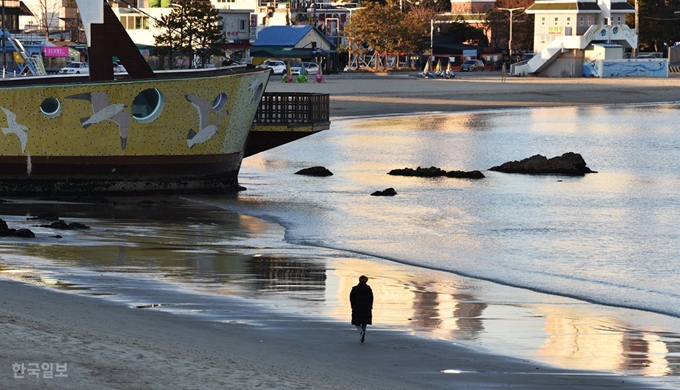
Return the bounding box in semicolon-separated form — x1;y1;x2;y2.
251;25;337;72
512;0;666;77
109;3;254;67
1;0;33;33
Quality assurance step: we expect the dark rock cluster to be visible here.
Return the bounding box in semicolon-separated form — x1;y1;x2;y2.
371;188;397;196
295;166;334;177
388;166;485;179
489;153;596;176
0;219;35;238
28;213;90;230
27;212;59;221
39;220;90;230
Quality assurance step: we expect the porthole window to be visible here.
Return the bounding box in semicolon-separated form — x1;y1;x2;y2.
132;88;164;123
40;97;62;118
212;93;228;111
252;82;264;103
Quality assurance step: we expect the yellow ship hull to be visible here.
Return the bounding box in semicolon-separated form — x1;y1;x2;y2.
0;68;270;194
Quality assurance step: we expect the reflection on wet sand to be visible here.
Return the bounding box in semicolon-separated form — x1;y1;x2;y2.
451;293;487;340
0;199;678;378
538;308;680;376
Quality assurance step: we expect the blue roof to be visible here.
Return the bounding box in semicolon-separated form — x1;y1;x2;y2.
254;26;333;48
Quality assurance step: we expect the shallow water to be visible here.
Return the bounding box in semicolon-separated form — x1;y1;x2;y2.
1;105;680;386
230;104;680;319
218;104;680;381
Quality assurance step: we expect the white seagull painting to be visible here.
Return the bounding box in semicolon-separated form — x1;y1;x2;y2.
1;106;29;153
67;92;131;150
185;93;228;149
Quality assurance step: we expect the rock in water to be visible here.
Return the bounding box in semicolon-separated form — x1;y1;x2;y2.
295;166;334;176
388;166;484;179
371;188;397;196
489;152;596;176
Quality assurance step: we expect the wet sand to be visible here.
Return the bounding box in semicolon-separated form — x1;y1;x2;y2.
2;74;680;389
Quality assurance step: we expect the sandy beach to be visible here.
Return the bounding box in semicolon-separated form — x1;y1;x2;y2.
265;71;680;118
1;73;679;390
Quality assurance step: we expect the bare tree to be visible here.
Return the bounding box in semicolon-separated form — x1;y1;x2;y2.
31;0;62;38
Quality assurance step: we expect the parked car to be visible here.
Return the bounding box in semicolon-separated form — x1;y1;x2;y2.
113;61;126;73
263;59;287;74
460;59;485;72
290;62;319;75
261;59;286;75
58;62;89;74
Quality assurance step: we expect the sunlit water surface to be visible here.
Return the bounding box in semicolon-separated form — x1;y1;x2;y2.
1;105;680;385
232;105;680;319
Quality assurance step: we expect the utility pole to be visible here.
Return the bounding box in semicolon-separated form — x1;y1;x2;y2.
430;19;433;70
2;0;6;72
633;0;639;55
499;7;524;62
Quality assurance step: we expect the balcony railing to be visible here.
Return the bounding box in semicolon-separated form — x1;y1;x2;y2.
254;92;329;125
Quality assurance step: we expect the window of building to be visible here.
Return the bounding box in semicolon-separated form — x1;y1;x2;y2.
541;17;545;26
579;16;584;26
617;16;622;25
566;17;570;26
587;15;591;26
554;17;559;26
120;15;150;30
239;19;247;32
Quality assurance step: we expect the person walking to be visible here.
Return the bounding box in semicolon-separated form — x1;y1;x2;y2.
350;275;373;343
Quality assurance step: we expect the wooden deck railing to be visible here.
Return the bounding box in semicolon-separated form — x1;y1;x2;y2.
254;93;330;125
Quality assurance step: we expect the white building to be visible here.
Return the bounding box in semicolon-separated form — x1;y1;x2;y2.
512;0;666;78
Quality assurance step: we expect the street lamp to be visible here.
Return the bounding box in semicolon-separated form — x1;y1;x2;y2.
498;7;524;62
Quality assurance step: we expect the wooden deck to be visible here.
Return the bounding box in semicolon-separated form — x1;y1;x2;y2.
246;92;330;157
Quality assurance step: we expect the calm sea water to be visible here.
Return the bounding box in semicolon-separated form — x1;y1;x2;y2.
229;104;680;319
1;104;679;383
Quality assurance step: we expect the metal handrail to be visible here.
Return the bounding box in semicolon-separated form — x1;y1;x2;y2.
254;92;330;125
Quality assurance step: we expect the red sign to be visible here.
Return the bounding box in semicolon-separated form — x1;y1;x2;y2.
43;46;69;57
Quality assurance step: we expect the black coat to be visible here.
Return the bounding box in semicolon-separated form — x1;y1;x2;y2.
350;282;373;325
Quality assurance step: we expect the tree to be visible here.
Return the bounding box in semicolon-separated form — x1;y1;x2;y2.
30;0;62;38
634;0;680;52
154;0;225;69
395;10;429;67
344;0;430;70
415;0;451;13
344;1;403;69
441;17;489;46
485;0;534;54
187;1;226;68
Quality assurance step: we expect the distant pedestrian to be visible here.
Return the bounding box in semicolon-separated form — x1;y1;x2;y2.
350;275;373;343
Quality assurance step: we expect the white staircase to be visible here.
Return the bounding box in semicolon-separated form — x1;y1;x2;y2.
511;24;638;76
8;36;47;76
